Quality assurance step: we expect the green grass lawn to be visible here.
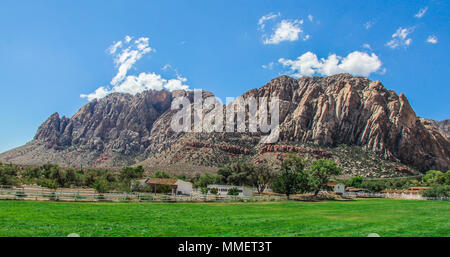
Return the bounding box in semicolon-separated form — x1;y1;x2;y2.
0;199;448;237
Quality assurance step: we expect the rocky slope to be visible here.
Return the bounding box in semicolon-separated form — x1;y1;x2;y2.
1;74;448;176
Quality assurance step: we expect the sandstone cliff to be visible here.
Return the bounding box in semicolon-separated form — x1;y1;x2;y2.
1;74;448;176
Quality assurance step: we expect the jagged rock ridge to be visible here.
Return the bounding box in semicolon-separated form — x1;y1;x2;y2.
0;74;448;176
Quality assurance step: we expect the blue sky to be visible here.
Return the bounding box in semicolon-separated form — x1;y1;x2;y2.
0;0;448;153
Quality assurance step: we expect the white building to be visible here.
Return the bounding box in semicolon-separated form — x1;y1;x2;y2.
327;182;345;194
207;184;253;197
145;178;193;195
175;179;193;195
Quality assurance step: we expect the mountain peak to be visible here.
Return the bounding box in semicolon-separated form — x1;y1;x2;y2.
1;74;448;174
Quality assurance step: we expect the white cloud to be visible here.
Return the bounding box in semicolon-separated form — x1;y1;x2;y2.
362;43;372;50
164;77;189;91
426;35;438;44
80;86;110;102
414;7;428;18
108;41;122;54
162;64;172;71
364;20;375;30
258;12;280;30
262;62;275;70
110;36;153;86
386;27;414;49
278;51;383;78
308;14;313;22
81;36;190;101
124;35;133;43
264;19;304;44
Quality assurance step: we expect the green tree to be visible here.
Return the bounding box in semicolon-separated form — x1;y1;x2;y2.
194;173;219;188
120;166;145;181
308;159;342;196
40;178;59;190
200;187;210;195
92;178;110;193
209;187;218;195
248;164;276;194
271;154;308;199
422;170;450;186
0;164;20;186
361;180;386;192
152;170;172;178
346;176;363;188
227;162;253;186
227;187;239;196
422;185;450;197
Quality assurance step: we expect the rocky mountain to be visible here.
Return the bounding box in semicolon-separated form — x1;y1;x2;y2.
427;119;450;139
1;74;448;177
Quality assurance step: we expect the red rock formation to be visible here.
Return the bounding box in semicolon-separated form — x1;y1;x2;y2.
185;141;250;155
260;144;332;158
1;74;448;173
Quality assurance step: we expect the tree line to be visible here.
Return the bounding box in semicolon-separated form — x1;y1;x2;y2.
192;154;342;199
1;159;448;197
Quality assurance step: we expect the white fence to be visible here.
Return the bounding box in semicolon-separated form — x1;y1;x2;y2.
0;186;283;203
346;192;449;201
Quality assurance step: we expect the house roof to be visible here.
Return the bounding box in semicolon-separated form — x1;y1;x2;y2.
327;182;341;186
146;178;179;186
207;184;245;189
346;187;366;192
408;187;430;190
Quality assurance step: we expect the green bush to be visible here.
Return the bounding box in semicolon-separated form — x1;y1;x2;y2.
139;195;153;201
209;188;218;195
194;173;220;188
227;187;239;196
0;164;20;186
346;176;363;188
361;180;386;192
152;170;172;178
200;187;209;195
422;185;450;197
271;154;308;198
156;184;173;194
